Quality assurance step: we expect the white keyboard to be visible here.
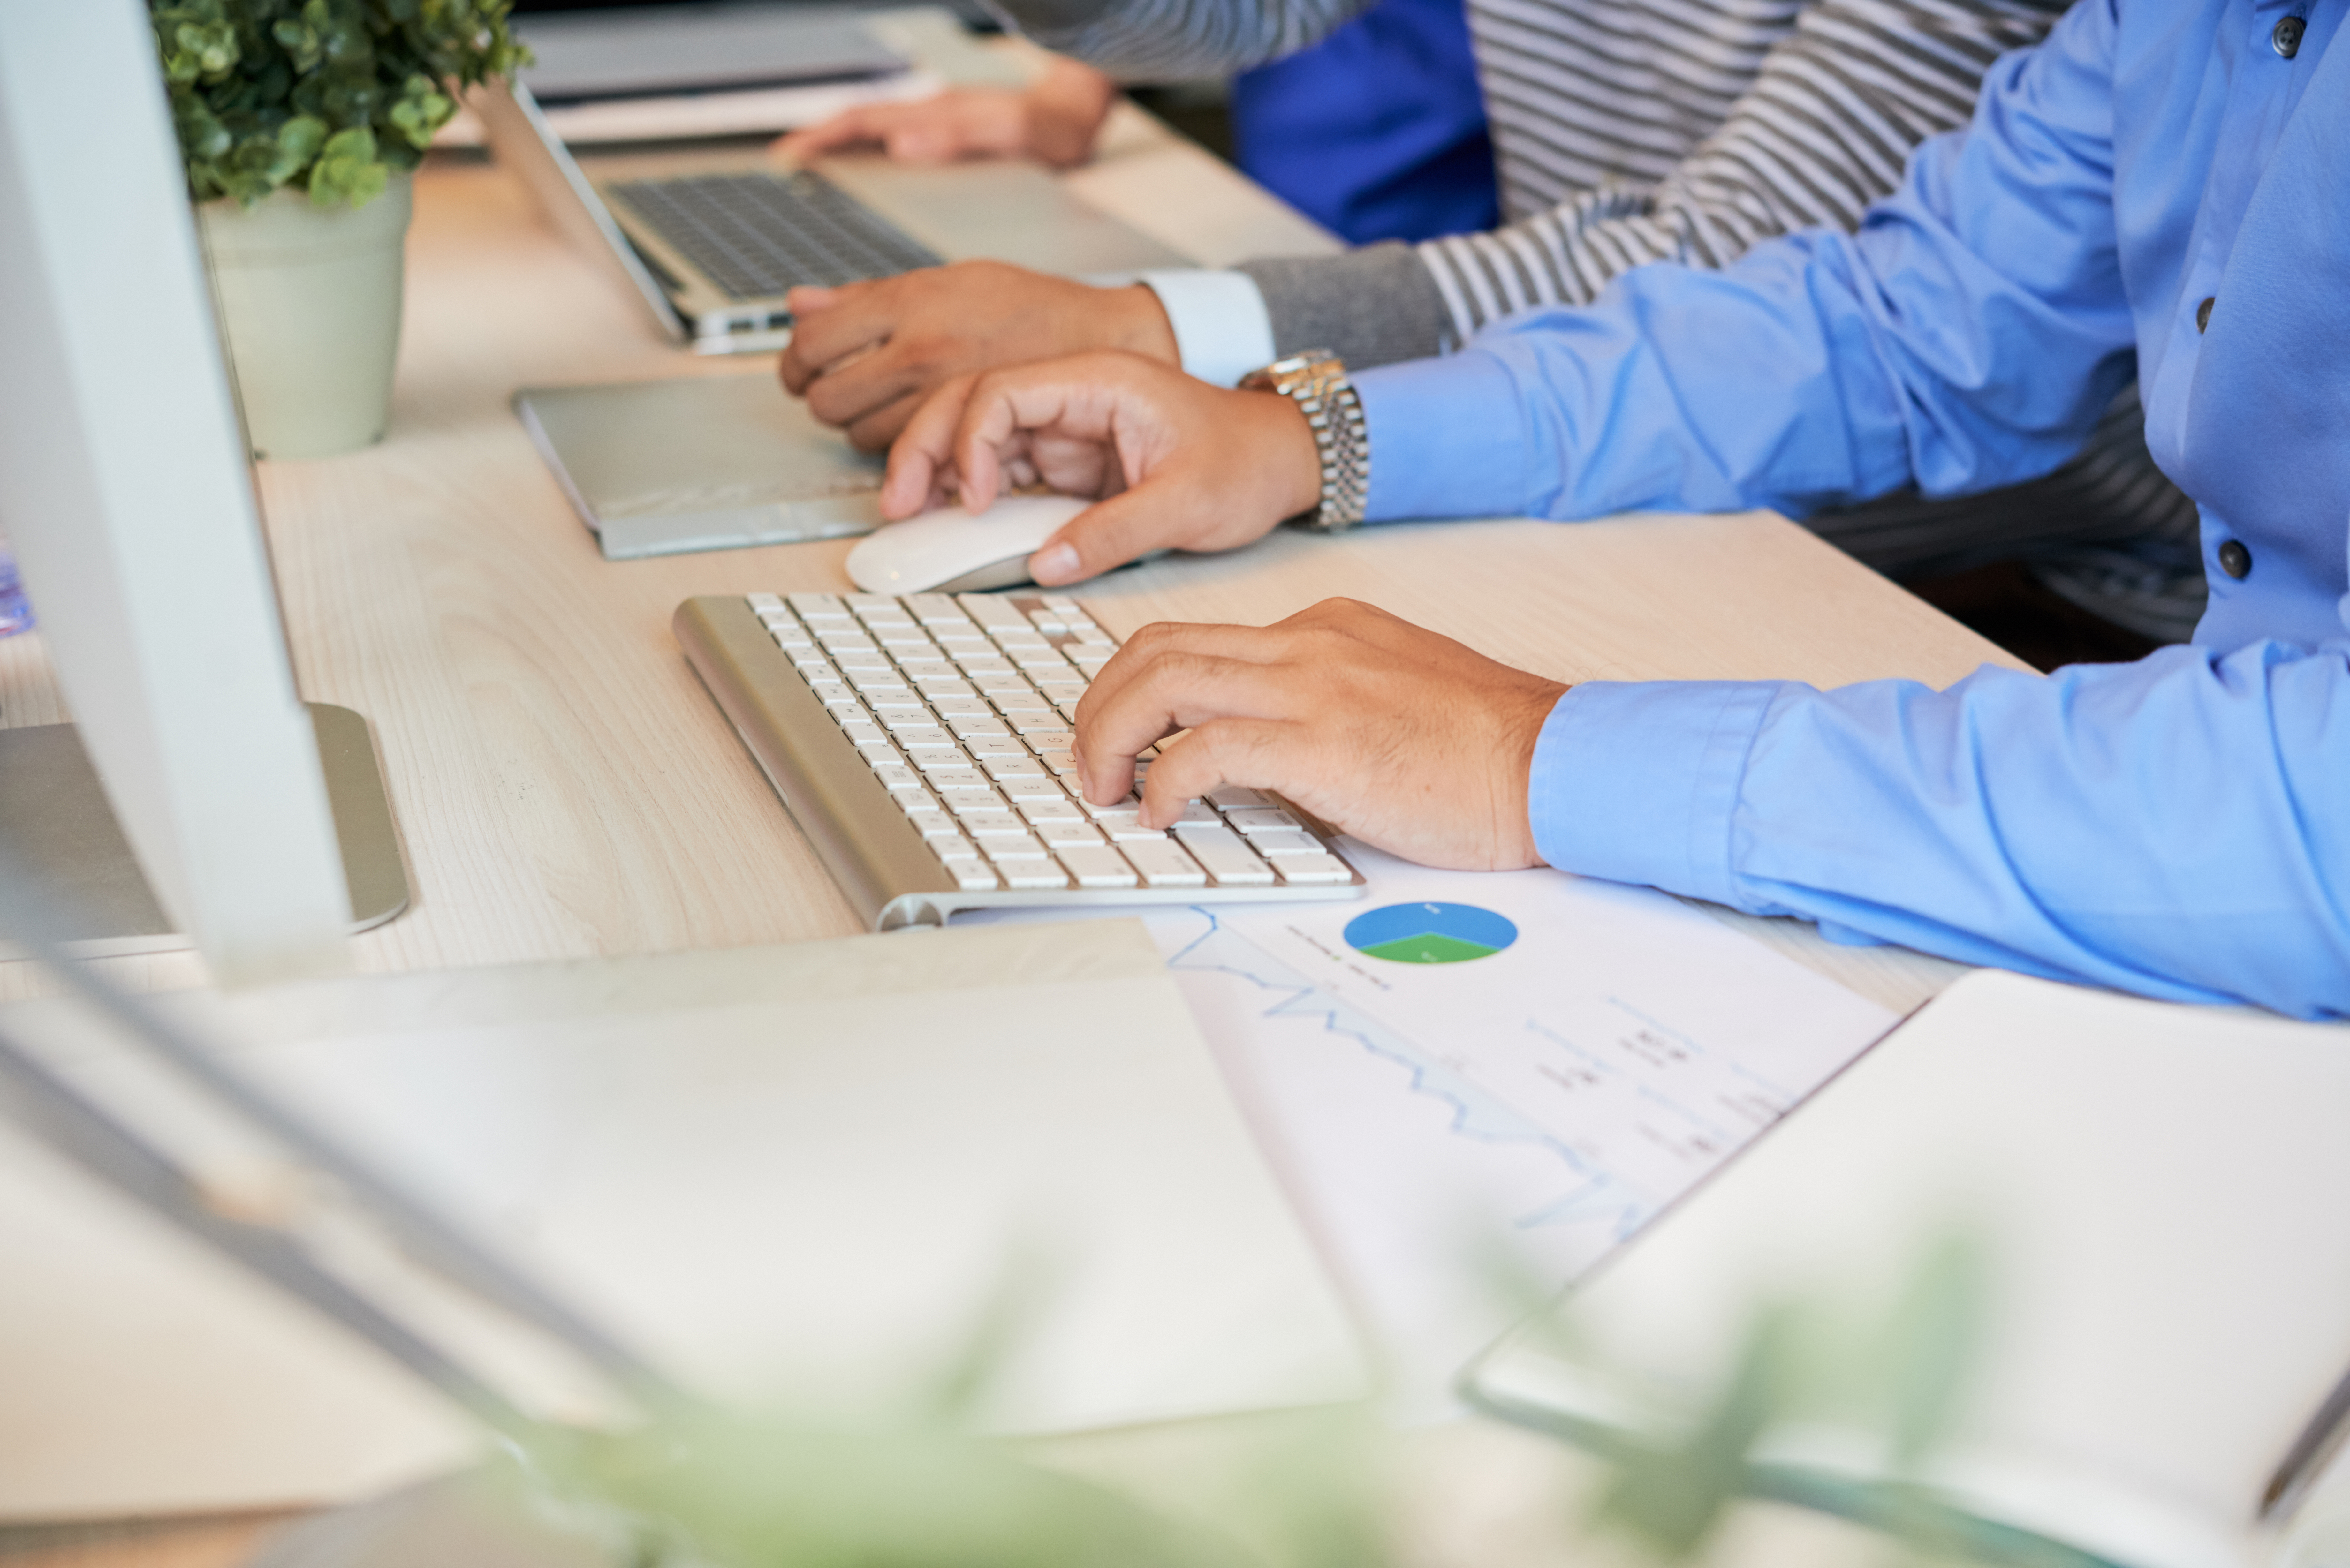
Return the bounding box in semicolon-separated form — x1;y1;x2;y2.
674;589;1367;929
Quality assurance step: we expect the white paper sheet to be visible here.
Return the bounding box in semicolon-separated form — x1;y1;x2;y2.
988;845;1898;1409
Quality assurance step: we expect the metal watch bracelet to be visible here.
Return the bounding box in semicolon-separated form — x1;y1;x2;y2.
1238;349;1369;531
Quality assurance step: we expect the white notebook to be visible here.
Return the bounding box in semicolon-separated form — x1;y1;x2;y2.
1463;969;2350;1568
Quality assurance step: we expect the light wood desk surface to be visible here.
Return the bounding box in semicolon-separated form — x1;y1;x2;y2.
0;137;1993;1008
0;63;2005;1568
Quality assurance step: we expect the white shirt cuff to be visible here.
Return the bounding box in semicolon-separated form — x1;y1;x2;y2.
1139;270;1276;387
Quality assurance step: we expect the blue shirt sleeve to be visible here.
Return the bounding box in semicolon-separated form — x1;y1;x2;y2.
1529;643;2350;1020
1353;0;2138;525
1349;0;2350;1018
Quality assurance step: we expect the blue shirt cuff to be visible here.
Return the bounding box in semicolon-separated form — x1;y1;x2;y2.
1528;680;1784;907
1354;352;1539;522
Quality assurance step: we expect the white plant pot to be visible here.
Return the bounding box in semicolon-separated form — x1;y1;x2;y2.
195;174;411;461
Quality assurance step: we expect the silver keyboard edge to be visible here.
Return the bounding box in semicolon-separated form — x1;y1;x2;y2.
676;595;958;929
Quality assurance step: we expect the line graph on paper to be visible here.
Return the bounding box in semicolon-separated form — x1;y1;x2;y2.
1140;841;1897;1407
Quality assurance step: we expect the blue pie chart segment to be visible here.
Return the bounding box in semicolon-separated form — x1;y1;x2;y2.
1344;902;1519;965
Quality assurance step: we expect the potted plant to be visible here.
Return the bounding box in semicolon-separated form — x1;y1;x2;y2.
154;0;526;459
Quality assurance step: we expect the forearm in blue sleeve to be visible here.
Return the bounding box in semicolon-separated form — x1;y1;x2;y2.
1530;644;2350;1019
1354;2;2140;525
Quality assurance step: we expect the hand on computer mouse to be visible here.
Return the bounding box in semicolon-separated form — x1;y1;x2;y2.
779;263;1179;451
775;58;1118;170
879;350;1320;585
1072;598;1570;872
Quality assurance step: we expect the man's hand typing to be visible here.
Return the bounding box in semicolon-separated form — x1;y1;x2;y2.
879;350;1318;585
1072;599;1569;872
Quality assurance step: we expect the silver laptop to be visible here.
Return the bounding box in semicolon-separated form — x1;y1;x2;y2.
478;13;1192;355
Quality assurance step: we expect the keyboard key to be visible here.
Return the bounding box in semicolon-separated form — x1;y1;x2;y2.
999;863;1070;890
1036;819;1107;849
969;671;1035;692
963;812;1029;839
811;687;863;712
1080;791;1142;820
747;592;784;611
1179;824;1277;886
997;774;1070;803
1019;793;1082;822
1275;852;1352;885
768;624;815;650
873;627;934;647
944;859;999;891
904;810;962;840
1166;802;1222;829
1026;608;1067;635
790;647;832;671
944;789;1008;816
928;696;991;719
948;715;1010;738
1248;830;1324;857
910;747;976;771
982;833;1051;861
1224;807;1305;836
1105;819;1174;841
789;592;848;620
1118;836;1207;888
961;732;1028;756
853;739;902;766
879;710;944;733
959;594;1029;629
1032;748;1079;773
1006;710;1066;734
845;593;898;611
871;763;924;792
929;773;997;799
1056;844;1138;889
981;755;1046;780
1206;786;1272;811
955;656;1015;676
839;719;887;746
904;594;968;625
914;676;975;698
1021;729;1075;752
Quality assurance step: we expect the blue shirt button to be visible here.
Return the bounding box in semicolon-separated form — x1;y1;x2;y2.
2274;14;2305;56
2219;539;2253;579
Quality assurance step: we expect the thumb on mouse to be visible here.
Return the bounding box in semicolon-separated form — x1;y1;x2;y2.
1028;485;1188;585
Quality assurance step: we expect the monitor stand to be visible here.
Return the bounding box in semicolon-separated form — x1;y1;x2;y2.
0;702;410;955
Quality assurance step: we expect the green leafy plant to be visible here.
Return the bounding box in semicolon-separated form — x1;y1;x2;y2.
151;0;528;210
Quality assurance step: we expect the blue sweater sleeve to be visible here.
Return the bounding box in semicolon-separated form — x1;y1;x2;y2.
1353;0;2139;524
1529;642;2350;1020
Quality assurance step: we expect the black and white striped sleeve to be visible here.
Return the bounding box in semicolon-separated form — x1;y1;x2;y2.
1417;0;2063;341
979;0;1374;79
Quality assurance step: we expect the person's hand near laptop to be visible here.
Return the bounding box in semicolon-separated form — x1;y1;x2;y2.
776;56;1118;169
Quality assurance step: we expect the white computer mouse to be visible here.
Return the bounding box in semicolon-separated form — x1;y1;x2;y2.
845;493;1091;595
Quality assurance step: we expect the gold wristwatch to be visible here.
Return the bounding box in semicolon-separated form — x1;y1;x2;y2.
1239;349;1368;531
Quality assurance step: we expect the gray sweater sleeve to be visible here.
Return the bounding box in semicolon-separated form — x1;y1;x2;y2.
979;0;1368;80
1232;245;1453;368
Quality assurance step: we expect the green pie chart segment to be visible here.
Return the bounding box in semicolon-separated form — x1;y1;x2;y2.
1343;902;1518;965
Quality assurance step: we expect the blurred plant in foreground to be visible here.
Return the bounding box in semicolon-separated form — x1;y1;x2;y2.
487;1231;2032;1568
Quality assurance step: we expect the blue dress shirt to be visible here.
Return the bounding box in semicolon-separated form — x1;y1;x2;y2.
1348;0;2350;1017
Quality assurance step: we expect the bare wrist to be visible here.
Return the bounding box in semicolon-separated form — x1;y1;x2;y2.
1104;284;1181;364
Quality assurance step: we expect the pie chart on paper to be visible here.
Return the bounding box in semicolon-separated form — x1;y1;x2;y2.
1343;901;1519;965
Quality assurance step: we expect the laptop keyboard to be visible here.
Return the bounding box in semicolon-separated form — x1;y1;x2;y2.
686;590;1366;926
607;170;943;300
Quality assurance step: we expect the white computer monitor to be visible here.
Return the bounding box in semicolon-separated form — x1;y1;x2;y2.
0;0;355;984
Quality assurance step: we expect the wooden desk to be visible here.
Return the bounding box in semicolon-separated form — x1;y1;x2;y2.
0;140;1998;1007
0;58;2005;1568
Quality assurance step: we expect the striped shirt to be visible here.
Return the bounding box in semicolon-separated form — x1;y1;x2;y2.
994;0;2207;640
